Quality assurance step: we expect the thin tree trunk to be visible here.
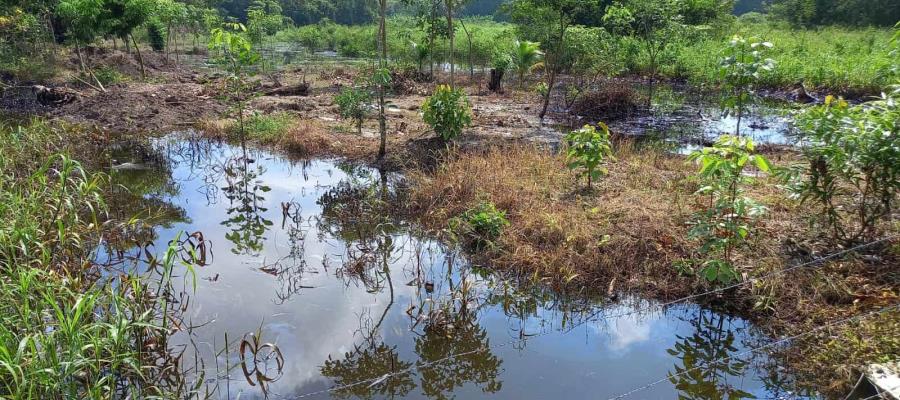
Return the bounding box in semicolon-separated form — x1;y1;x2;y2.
377;0;388;159
131;34;146;79
459;19;474;80
539;69;556;121
539;19;566;122
446;0;454;88
74;40;87;73
647;47;656;108
174;28;180;65
428;2;437;77
166;24;172;62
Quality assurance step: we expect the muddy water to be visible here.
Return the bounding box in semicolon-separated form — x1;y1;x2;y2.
604;84;796;151
106;135;813;399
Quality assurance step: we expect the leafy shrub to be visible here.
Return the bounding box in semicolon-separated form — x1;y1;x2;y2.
147;19;166;52
93;66;127;85
422;85;472;142
533;81;549;98
451;201;509;248
335;85;372;134
565;123;615;189
782;94;900;244
687;135;771;284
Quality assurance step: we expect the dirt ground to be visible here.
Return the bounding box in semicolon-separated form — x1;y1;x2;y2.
1;46;568;155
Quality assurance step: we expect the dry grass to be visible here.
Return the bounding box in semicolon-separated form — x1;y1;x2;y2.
407;143;696;293
197;116;382;160
405;142;899;396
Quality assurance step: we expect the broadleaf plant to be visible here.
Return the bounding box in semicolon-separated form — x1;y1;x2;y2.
565;123;615;189
687;135;771;285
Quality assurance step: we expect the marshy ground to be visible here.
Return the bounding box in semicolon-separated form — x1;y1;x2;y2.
2;42;898;399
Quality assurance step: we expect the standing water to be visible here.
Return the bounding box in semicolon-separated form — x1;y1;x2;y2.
102;133;813;399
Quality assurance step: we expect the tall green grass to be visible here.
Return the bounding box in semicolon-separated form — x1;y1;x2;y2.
614;22;895;93
0;120;202;399
274;18;892;93
274;16;516;70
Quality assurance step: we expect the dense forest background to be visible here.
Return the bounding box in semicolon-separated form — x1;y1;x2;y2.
132;0;899;26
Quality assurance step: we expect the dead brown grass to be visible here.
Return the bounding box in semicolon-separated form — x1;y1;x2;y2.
405;142;899;396
407;143;696;293
197;116;384;160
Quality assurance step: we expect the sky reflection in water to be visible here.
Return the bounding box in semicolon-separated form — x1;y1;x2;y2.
109;135;810;400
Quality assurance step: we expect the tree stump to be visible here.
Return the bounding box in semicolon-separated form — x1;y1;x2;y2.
488;68;504;93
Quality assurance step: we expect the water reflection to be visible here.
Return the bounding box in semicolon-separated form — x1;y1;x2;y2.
107;135;814;400
667;310;754;400
608;83;796;151
221;146;273;256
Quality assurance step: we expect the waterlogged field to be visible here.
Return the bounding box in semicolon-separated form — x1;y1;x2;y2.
1;0;898;396
101;135;813;399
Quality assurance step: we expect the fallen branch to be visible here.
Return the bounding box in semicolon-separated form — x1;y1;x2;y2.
73;75;106;93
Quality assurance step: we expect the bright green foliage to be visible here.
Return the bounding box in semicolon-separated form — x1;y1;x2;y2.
687;135;771;284
56;0;105;44
246;0;284;44
451;201;510;248
422;84;472;142
719;35;775;137
533;81;549;97
768;0;900;27
335;85;373;135
504;0;592;119
409;39;431;72
603;0;685;106
510;40;543;88
237;112;295;143
209;23;260;74
0;7;57;81
783;94;900;244
147;18;166;51
0;121;199;398
209;23;260;139
491;48;512;72
564;123;615;189
668;23;893;92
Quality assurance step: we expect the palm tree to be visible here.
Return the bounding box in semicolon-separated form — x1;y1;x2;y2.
410;40;430;73
511;40;543;89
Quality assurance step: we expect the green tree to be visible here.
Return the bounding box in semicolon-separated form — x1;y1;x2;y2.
719;35;775;137
208;23;260;141
104;0;155;78
603;0;685;108
783;94;900;244
768;0;900;27
335;85;372;135
153;0;188;63
57;0;108;88
374;0;391;159
506;0;591;121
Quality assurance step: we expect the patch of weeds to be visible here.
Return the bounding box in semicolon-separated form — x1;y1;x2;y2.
93;66;128;86
450;201;509;249
231;112;295;144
